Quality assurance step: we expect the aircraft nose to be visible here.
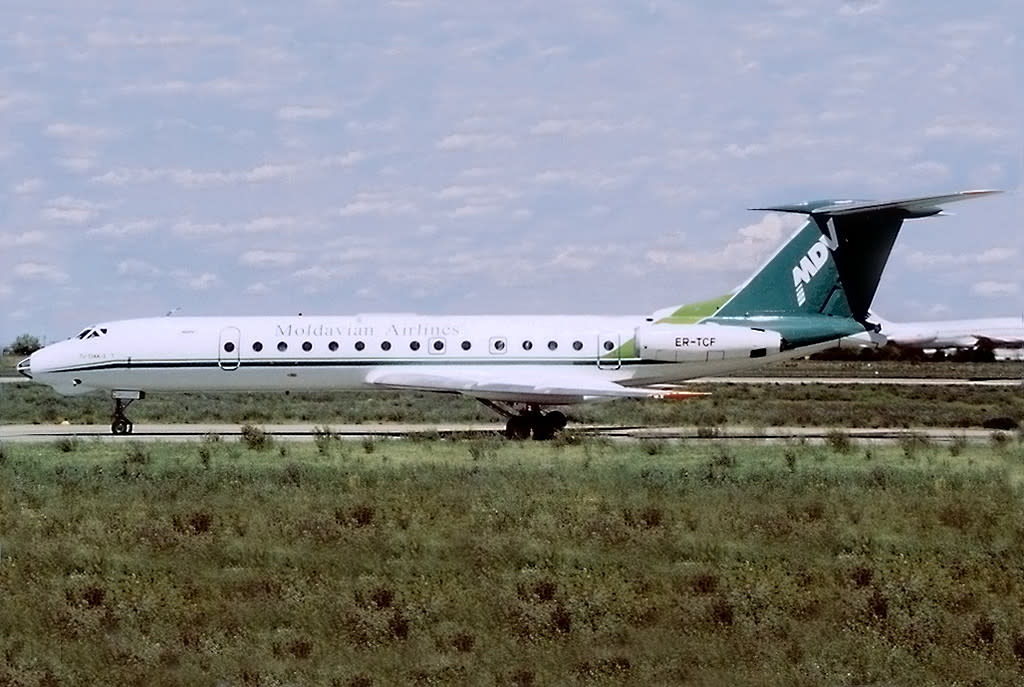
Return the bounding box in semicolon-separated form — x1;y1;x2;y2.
16;356;32;379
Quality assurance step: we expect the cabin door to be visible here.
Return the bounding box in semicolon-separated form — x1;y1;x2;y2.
218;326;241;371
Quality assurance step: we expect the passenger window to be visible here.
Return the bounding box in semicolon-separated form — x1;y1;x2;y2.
603;340;615;351
224;342;236;353
381;341;392;351
461;341;472;351
253;342;263;352
302;341;312;352
328;341;339;352
355;341;365;351
410;341;421;351
572;341;583;351
432;339;445;352
522;340;533;351
490;337;507;354
547;341;558;351
277;341;288;352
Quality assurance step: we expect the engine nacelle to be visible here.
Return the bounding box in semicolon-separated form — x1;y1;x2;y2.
634;324;783;362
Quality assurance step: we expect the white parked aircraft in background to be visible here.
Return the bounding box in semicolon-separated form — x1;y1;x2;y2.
869;311;1024;352
18;190;999;438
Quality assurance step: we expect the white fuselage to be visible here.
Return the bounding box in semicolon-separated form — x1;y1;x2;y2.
24;313;839;400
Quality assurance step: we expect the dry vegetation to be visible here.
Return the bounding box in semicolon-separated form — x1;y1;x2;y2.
2;437;1024;684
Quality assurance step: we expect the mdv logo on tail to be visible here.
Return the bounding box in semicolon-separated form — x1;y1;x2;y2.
792;218;839;306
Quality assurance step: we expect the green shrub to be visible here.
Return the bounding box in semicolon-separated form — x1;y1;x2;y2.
123;441;149;465
825;429;852;453
54;436;81;453
240;424;272;451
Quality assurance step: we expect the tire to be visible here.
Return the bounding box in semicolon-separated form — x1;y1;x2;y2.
111;417;131;435
545;411;568;430
505;416;531;440
531;414;556;441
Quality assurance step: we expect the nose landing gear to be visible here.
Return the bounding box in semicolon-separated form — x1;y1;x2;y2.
110;390;145;435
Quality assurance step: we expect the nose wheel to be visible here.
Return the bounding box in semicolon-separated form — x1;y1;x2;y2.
110;390;144;435
111;413;133;435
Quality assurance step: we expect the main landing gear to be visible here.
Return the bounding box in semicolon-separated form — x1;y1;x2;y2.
110;390;145;435
478;401;568;440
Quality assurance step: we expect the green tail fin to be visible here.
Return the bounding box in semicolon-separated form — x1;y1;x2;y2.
710;190;1000;322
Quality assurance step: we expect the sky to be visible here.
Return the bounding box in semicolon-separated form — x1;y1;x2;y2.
1;0;1022;344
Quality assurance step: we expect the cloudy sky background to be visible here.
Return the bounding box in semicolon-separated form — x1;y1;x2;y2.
1;0;1021;343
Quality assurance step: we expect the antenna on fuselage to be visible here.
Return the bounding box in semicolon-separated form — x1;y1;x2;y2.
165;307;182;317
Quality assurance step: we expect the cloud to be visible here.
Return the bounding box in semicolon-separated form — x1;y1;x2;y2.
85;30;240;49
58;157;97;173
87;220;157;237
436;133;514;152
277;105;334;121
240;250;299;267
171;270;220;290
14;262;69;283
45;122;115;142
41;197;104;224
645;214;804;272
924;118;1010;141
11;178;43;194
0;230;47;246
530;119;616;137
119;78;260;96
172;215;305;236
972;280;1018;297
337;192;415;217
92;153;362;188
839;1;886;17
906;247;1016;268
117;258;163;277
532;169;624;189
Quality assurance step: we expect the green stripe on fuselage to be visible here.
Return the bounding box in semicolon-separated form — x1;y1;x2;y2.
658;294;731;324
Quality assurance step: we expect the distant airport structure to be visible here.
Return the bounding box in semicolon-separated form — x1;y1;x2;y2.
869;311;1024;359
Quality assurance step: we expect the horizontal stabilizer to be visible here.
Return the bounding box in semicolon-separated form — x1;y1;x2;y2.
752;189;1000;218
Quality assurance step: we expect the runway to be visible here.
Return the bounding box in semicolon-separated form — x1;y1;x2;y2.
3;375;1022;387
0;422;1007;444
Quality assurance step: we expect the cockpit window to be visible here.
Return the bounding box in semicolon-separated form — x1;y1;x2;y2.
76;326;109;340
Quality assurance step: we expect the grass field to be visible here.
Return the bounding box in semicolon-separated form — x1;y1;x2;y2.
4;378;1024;430
2;436;1024;685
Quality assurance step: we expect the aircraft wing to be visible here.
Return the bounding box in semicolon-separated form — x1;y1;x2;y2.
969;333;1024;349
365;367;706;404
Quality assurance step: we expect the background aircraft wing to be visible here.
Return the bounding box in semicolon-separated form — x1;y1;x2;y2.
365;367;706;404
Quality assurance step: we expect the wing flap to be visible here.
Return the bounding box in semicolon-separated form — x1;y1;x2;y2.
365;368;706;403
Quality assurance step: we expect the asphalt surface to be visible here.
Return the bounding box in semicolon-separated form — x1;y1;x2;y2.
3;376;1022;387
0;423;1007;444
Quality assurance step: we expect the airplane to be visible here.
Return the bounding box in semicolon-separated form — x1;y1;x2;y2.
17;189;1000;439
868;311;1024;352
